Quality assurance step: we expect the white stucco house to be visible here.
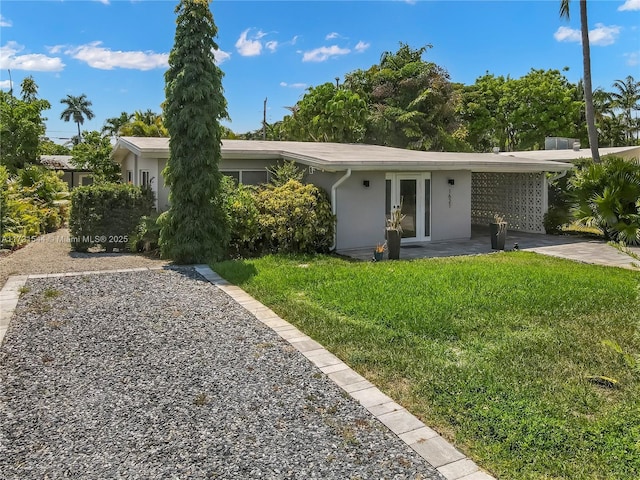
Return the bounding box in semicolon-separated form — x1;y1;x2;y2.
112;137;582;251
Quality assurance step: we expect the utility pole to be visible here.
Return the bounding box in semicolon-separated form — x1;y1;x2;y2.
262;97;267;140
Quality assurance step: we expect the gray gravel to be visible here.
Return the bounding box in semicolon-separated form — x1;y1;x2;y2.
1;267;443;479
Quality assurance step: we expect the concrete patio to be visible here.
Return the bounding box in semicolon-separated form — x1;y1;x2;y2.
338;226;640;270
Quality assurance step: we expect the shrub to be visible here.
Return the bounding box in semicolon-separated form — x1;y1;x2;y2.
70;183;154;252
255;179;335;254
266;160;305;187
16;165;70;233
544;171;573;234
570;156;640;245
1;164;69;249
221;176;263;257
128;213;161;254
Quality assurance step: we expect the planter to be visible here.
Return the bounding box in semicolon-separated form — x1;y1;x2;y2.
373;250;384;262
490;222;507;250
386;229;401;260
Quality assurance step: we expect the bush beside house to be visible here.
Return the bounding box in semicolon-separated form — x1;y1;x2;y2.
222;178;335;258
69;183;154;252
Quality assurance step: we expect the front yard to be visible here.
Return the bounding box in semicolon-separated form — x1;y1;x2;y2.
213;252;640;480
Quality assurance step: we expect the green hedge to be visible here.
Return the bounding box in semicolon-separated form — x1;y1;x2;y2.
70;183;154;252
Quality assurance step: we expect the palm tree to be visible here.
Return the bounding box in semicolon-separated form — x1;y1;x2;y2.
560;0;600;162
102;111;133;137
609;75;640;145
60;94;94;142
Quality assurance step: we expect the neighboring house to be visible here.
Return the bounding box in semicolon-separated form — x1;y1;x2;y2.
40;155;93;189
111;137;573;251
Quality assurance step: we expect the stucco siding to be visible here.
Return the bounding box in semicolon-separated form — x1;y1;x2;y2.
157;159;169;212
333;172;387;250
430;170;472;241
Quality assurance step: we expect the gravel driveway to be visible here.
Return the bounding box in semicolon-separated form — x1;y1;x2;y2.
0;267;444;479
0;228;169;288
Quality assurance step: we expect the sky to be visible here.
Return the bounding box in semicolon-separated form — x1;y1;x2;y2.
0;0;639;143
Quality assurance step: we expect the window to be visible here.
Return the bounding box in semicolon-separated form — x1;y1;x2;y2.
241;170;268;186
126;170;133;184
140;170;150;187
221;169;268;186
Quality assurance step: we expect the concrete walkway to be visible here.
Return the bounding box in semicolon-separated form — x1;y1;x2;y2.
339;228;640;270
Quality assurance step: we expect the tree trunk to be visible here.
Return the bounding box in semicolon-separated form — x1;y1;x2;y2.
580;0;600;162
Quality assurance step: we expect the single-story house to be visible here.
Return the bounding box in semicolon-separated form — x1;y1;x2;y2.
40;155;93;189
111;137;578;251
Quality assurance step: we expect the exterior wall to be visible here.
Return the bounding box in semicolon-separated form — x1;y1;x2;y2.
120;152;137;184
333;171;387;250
430;170;472;241
136;156;159;209
157;159;169;211
471;172;547;233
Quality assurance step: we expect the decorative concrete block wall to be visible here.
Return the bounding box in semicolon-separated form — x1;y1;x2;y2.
471;172;547;233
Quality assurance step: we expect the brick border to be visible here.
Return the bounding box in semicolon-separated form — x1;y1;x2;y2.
193;265;495;480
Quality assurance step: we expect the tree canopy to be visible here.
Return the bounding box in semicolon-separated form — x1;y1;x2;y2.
0;77;51;172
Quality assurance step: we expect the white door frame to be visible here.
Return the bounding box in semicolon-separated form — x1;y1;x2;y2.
386;172;431;242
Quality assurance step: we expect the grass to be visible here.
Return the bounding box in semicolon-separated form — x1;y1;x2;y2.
212;252;640;480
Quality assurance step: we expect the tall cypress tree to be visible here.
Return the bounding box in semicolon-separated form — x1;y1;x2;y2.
160;0;229;263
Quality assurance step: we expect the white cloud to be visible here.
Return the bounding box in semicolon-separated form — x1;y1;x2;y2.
590;23;621;46
0;41;65;72
266;40;278;53
625;51;640;66
554;23;621;46
0;15;12;27
355;41;370;53
94;0;110;4
280;82;307;88
326;32;341;40
619;0;640;11
65;41;168;70
0;79;12;89
302;45;351;62
235;29;263;56
554;26;582;43
213;48;231;65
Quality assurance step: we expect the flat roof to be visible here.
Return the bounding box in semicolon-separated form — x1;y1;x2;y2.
112;137;572;173
498;146;640;162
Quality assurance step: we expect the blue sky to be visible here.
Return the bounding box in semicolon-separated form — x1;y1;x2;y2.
1;0;639;143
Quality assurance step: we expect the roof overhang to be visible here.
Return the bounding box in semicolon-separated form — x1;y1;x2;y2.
112;137;572;173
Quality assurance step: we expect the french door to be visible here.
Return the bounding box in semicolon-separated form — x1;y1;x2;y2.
385;173;431;241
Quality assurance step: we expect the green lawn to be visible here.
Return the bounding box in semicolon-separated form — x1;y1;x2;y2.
212;252;640;480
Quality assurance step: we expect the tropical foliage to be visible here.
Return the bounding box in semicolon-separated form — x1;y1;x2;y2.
70;130;120;183
0;77;51;172
160;0;230;263
461;69;583;151
570;156;640;244
0;164;69;249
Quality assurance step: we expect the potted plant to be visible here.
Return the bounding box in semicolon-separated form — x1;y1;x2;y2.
490;213;507;250
373;242;386;262
386;202;405;260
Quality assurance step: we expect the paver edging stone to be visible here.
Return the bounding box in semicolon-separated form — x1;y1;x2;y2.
193;265;497;480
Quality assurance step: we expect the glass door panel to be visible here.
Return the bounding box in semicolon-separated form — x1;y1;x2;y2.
399;179;417;238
